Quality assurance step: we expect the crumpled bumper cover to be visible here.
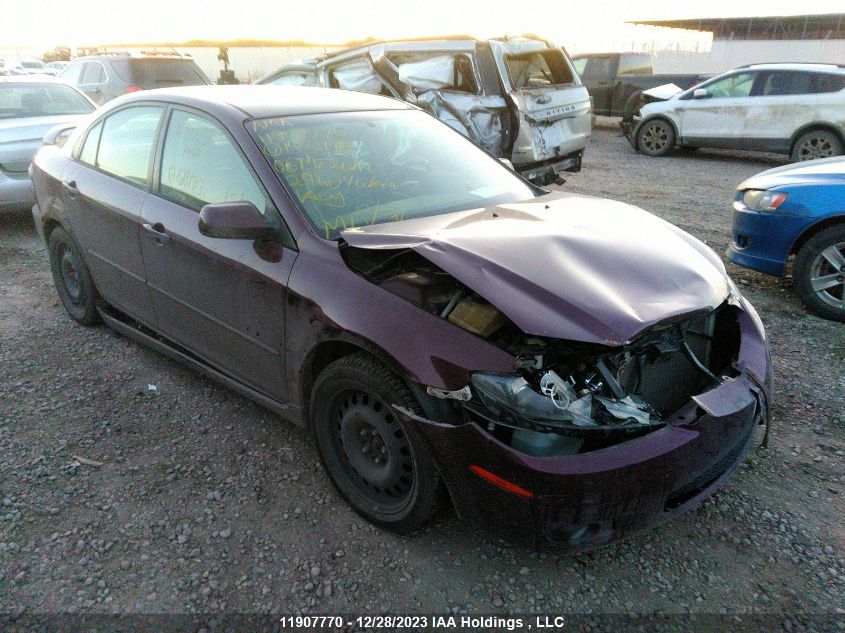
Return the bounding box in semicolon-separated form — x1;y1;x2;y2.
396;307;772;550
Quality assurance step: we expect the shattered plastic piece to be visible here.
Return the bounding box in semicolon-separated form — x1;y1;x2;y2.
595;395;651;425
539;370;575;409
426;385;472;401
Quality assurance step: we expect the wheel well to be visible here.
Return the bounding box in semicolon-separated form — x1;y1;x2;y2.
790;215;845;256
789;123;845;156
300;340;403;415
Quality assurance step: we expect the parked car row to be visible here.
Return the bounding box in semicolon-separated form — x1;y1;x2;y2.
6;29;843;553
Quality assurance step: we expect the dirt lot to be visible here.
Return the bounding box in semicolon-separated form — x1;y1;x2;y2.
1;128;844;628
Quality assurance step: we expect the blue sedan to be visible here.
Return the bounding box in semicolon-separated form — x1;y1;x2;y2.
727;157;845;322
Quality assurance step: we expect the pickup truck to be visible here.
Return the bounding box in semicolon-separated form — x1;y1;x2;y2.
571;52;709;120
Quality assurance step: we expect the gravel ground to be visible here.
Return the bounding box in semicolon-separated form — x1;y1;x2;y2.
1;129;844;628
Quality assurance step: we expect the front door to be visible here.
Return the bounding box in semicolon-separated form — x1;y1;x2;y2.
677;71;758;144
139;108;295;401
62;105;163;324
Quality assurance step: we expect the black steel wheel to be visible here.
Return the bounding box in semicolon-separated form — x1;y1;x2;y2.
310;354;444;533
637;118;675;157
47;227;100;326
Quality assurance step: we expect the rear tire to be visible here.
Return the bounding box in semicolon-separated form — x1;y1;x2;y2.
637;118;675;157
792;224;845;322
310;354;444;534
47;227;100;326
791;129;843;162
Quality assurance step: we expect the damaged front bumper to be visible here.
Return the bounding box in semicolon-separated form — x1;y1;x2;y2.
397;305;773;550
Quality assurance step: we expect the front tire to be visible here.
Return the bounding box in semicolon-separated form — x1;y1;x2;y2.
791;129;843;162
47;227;100;326
310;354;444;534
792;224;845;322
637;118;675;157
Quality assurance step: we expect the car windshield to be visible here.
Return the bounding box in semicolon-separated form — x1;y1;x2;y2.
22;61;45;69
0;83;93;119
249;109;537;239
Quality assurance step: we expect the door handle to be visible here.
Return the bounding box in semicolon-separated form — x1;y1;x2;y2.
142;222;170;245
62;179;79;196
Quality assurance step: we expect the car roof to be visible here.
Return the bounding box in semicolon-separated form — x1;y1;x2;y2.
737;62;845;73
118;85;414;119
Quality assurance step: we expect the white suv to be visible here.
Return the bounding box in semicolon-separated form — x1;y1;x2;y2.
629;63;845;161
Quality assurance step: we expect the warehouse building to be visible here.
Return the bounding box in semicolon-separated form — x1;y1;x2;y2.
629;13;845;73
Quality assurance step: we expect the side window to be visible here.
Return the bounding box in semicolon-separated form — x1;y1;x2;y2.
618;54;652;76
159;110;267;214
809;73;845;94
78;120;103;165
97;106;163;185
583;57;612;78
703;72;756;98
269;70;320;86
80;62;105;84
571;58;587;76
60;62;84;84
761;72;812;96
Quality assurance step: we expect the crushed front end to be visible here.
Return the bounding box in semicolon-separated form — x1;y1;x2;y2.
398;298;772;550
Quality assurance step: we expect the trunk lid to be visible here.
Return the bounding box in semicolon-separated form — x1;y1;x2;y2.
0;114;85;173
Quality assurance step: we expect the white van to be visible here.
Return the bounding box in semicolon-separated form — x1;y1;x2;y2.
258;37;592;184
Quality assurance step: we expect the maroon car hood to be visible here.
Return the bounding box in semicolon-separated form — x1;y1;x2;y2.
341;191;729;345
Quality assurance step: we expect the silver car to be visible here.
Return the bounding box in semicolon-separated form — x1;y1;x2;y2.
0;76;95;211
258;37;592;185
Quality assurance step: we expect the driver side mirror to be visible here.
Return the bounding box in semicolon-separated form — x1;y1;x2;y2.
692;88;710;99
198;202;275;240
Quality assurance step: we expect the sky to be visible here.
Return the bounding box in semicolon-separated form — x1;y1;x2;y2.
1;0;843;50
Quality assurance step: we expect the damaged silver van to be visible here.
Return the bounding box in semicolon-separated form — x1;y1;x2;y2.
258;37;591;184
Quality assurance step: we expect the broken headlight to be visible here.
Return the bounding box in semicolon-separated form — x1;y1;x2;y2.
471;372;595;426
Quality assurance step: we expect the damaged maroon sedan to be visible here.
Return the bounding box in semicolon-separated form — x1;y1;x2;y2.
31;86;773;549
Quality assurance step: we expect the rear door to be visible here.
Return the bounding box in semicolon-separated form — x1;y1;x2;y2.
61;104;163;323
139;107;295;400
676;71;758;145
742;71;821;151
